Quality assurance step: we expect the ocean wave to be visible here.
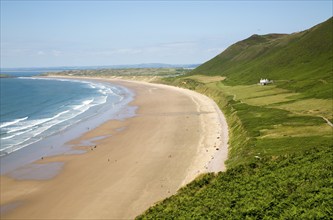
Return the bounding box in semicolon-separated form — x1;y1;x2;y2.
0;136;43;156
0;137;31;152
73;99;94;110
3;98;98;140
4;110;69;134
1;134;15;140
0;113;77;153
28;77;123;100
0;117;28;129
1;128;33;140
94;96;108;106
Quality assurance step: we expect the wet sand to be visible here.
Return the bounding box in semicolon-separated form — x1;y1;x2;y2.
0;79;228;219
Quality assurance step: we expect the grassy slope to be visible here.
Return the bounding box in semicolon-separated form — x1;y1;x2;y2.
137;18;333;218
192;17;333;99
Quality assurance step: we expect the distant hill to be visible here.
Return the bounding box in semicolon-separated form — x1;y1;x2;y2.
192;17;333;99
0;74;14;78
1;63;200;72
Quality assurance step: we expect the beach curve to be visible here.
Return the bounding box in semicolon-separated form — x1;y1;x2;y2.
0;78;228;219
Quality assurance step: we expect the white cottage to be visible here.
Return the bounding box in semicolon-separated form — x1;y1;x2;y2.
259;78;271;85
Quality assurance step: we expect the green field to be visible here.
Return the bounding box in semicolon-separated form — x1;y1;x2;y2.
137;17;333;218
160;75;332;167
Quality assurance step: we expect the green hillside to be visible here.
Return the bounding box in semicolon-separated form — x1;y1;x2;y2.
192;17;333;99
137;18;333;219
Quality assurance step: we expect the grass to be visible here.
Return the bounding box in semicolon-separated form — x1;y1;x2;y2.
191;17;333;99
182;75;225;84
161;74;332;166
137;147;333;219
217;83;332;121
274;99;333;121
220;85;298;106
259;124;332;138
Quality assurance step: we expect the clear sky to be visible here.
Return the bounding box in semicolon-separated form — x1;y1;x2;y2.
1;0;332;68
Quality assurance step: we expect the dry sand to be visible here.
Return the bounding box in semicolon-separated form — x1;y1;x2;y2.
0;79;228;219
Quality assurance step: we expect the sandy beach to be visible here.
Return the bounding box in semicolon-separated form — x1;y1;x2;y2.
0;79;228;219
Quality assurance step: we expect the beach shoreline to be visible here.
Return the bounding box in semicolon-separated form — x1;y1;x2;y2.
0;77;228;219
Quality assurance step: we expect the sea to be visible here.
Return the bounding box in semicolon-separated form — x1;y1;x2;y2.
0;70;135;173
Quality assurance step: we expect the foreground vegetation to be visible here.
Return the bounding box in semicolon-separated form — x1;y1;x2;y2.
137;18;332;218
138;147;332;219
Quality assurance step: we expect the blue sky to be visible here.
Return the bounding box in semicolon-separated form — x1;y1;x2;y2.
1;1;332;68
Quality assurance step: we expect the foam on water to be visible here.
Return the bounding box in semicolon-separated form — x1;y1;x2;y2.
0;117;28;129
